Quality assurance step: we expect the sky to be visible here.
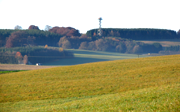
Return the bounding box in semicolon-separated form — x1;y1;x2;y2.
0;0;179;33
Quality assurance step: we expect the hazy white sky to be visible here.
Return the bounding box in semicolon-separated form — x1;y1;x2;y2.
0;0;179;33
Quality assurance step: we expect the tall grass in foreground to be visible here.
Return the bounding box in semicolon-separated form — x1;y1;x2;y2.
0;55;180;111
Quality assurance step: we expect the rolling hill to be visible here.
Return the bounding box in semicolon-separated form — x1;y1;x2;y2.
43;49;148;66
0;55;179;111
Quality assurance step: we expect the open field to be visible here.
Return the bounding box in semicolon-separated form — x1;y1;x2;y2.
43;49;148;66
137;39;180;47
0;54;179;111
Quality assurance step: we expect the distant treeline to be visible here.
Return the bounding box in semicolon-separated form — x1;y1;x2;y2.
165;45;180;51
58;36;163;54
0;47;74;64
1;26;180;55
2;29;62;48
0;26;81;47
86;28;179;40
0;29;18;47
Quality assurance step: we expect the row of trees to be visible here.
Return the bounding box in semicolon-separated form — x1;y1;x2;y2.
2;25;82;48
0;29;19;47
164;45;180;51
1;25;179;55
86;28;179;40
58;36;162;54
0;46;74;64
5;30;61;48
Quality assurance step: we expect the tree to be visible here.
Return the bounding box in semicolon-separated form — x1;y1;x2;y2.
14;25;22;30
28;25;40;30
58;36;68;47
49;27;81;37
79;34;88;39
5;31;29;48
125;41;136;53
59;47;64;52
62;40;71;49
152;43;163;53
132;45;143;54
177;29;180;38
44;25;52;31
23;55;28;64
79;42;88;50
93;32;97;36
116;43;126;53
95;39;111;51
15;52;23;64
45;44;48;48
110;30;114;36
88;41;96;50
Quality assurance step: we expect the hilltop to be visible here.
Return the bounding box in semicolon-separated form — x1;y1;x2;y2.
0;54;179;111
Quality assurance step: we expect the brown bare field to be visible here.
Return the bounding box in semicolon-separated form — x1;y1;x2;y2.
138;39;180;47
0;64;57;71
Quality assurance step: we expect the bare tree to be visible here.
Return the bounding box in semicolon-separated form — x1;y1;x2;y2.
44;25;52;31
14;25;22;30
23;55;28;64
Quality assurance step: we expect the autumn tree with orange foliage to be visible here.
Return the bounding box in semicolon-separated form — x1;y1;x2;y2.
15;52;23;64
45;44;48;48
5;31;29;48
49;27;81;37
28;25;40;30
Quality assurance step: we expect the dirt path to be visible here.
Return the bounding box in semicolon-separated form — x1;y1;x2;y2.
0;64;57;71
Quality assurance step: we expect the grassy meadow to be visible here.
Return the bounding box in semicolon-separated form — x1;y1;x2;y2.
43;49;147;65
137;39;180;47
0;54;180;111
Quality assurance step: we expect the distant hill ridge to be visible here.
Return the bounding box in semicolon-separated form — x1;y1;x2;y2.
86;28;179;40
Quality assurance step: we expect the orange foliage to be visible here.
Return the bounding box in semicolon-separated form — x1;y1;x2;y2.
15;52;22;58
112;38;119;42
93;32;96;36
49;27;81;37
28;25;40;30
59;48;64;52
45;44;48;48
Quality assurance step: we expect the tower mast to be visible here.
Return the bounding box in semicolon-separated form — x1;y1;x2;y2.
98;17;102;36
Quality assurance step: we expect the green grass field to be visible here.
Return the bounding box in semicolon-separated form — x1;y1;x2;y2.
137;39;180;47
0;55;180;111
43;49;147;65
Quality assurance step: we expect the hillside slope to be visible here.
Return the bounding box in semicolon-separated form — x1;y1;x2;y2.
0;55;180;111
